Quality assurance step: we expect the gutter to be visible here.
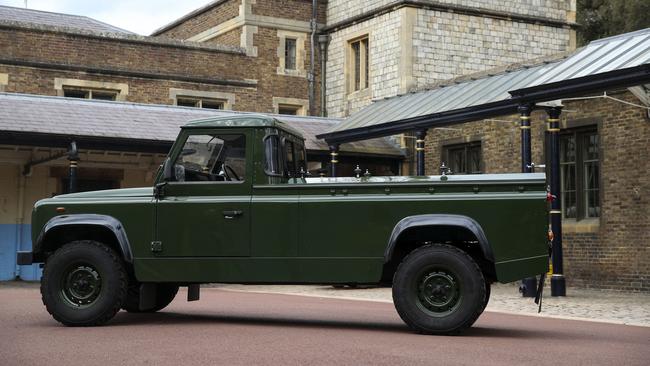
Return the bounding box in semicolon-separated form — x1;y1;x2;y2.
321;0;579;33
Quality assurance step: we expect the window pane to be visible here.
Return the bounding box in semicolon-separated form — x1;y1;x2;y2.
91;91;117;101
561;163;577;218
264;135;282;175
583;132;600;217
63;89;90;99
448;147;465;174
285;38;296;70
560;134;577;218
362;38;369;89
278;104;300;115
285;141;296;177
352;41;360;91
201;100;224;109
468;145;482;173
174;134;246;182
560;135;576;163
177;98;198;107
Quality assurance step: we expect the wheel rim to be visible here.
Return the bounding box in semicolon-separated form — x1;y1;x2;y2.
415;268;461;316
60;263;102;308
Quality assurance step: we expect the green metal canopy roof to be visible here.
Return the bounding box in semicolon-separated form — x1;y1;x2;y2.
318;28;650;144
185;114;305;139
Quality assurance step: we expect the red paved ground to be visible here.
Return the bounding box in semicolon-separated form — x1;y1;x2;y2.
1;285;648;365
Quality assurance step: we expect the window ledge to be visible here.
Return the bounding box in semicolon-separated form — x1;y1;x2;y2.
276;67;306;78
347;88;371;100
562;218;600;234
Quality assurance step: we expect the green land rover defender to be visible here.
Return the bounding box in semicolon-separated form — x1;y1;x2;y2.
18;115;549;335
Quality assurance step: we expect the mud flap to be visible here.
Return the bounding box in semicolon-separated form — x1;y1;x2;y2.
187;284;200;302
139;283;157;310
534;273;545;313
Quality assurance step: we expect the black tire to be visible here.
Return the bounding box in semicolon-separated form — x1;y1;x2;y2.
481;281;492;313
40;240;127;326
123;283;179;313
392;244;486;335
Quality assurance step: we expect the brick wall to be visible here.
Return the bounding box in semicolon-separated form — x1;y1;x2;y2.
423;92;650;292
0;64;261;110
155;0;241;39
208;28;243;47
0;22;319;114
252;0;327;24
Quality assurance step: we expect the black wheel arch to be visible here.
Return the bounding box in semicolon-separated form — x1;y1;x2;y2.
382;214;496;283
33;214;133;264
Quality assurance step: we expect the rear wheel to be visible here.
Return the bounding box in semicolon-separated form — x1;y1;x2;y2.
123;283;179;313
392;244;486;335
40;240;127;326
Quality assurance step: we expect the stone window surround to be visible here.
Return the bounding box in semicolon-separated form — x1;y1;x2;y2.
273;97;309;116
345;29;371;98
186;0;324;58
0;73;7;92
169;88;235;110
54;78;129;101
276;30;307;78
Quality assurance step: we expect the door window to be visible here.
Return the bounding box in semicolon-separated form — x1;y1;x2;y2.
173;134;246;182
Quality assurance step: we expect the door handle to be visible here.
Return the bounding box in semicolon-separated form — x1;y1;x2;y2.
222;210;243;219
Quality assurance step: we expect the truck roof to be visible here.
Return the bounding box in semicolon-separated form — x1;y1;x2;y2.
184;114;305;140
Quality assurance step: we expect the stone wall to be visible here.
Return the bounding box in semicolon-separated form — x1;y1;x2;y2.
327;0;575;25
412;9;572;85
326;10;402;118
423;92;650;292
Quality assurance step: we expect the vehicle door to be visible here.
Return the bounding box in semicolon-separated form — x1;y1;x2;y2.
156;129;252;257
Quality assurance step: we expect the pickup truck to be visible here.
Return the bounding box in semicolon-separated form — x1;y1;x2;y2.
18;114;549;335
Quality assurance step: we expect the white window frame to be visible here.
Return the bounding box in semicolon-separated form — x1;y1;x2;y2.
169;88;235;110
277;30;307;77
273;97;308;116
54;78;128;101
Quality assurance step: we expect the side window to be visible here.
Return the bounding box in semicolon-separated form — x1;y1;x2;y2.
285;140;296;177
297;145;307;174
174;134;246;182
264;135;282;176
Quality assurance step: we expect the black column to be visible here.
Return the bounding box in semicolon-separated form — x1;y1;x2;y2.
519;104;533;173
547;107;566;297
329;144;340;177
415;129;427;176
67;141;79;193
519;104;538;297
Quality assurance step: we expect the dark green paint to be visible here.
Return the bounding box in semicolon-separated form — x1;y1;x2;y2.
32;115;549;285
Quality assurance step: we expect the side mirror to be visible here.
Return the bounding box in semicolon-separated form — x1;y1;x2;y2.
162;158;174;181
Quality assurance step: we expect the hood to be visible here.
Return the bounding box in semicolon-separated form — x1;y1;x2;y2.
52;187;154;199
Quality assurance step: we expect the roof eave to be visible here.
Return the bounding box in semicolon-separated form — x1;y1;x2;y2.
317;99;519;144
509;64;650;103
0;131;173;154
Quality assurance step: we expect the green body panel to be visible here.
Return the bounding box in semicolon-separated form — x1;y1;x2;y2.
31;115;549;285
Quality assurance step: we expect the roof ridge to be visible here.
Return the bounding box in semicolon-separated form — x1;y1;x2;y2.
0;4;133;33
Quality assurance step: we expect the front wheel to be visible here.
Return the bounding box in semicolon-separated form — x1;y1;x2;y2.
40;240;127;326
392;244;486;335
